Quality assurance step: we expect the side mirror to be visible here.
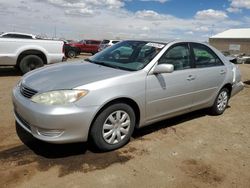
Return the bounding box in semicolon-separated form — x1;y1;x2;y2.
153;64;174;74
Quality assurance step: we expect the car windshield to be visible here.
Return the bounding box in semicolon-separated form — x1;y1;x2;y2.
88;41;165;71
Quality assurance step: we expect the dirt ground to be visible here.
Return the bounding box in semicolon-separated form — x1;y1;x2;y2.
0;57;250;188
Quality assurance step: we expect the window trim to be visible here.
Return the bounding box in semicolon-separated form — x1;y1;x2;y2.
189;42;224;68
158;42;194;71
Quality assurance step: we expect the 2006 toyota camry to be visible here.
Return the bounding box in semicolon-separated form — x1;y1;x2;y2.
12;40;244;151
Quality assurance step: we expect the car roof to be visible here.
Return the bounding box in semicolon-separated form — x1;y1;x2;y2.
0;32;36;38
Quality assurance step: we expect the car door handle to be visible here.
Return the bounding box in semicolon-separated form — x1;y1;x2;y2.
220;70;226;75
187;75;196;81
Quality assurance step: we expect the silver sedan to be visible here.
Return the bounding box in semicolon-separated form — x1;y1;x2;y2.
12;40;244;151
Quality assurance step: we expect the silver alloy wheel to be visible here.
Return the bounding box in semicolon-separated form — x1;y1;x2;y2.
102;110;131;144
217;91;228;111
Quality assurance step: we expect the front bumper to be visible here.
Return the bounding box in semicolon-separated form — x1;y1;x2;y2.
231;81;244;97
12;86;99;143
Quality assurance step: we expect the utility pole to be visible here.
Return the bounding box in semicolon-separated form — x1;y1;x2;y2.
54;25;57;39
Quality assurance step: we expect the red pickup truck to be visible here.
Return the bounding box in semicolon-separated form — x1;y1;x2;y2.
68;40;101;55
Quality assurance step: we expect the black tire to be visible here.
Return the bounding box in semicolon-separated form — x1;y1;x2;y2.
67;50;77;58
90;103;136;151
19;55;44;74
210;88;229;115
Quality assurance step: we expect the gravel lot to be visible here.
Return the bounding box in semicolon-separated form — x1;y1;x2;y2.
0;57;250;188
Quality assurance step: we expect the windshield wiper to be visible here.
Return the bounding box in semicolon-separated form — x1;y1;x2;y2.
85;58;134;71
85;58;106;66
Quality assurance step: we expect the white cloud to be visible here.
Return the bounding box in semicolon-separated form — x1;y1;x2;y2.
227;0;250;13
230;0;250;9
227;7;241;13
135;10;163;20
65;8;95;16
195;9;228;20
47;0;124;9
186;31;194;35
0;0;246;42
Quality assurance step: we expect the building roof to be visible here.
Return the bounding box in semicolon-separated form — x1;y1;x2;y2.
210;28;250;39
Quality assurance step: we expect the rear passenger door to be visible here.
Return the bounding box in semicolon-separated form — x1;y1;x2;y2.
190;43;227;107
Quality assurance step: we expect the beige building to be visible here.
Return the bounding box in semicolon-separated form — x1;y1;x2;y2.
209;28;250;55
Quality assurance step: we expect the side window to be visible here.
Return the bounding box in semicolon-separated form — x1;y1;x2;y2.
2;34;14;38
85;40;91;44
158;44;191;70
93;41;101;45
192;43;223;68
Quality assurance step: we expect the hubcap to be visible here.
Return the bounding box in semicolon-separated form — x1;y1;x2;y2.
102;110;131;145
217;91;228;111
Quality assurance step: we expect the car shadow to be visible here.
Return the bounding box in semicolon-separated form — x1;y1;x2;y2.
0;67;21;77
15;123;89;158
133;109;207;138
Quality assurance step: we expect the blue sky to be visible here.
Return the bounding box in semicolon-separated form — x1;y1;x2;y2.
0;0;249;41
125;0;249;19
126;0;222;18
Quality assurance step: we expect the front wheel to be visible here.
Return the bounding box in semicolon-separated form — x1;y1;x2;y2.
210;88;229;115
90;103;135;151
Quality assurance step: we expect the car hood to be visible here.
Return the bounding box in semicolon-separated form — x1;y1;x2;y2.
21;61;129;92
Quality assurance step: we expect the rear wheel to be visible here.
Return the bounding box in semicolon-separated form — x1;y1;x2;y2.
67;50;77;58
19;55;44;74
90;103;135;151
210;88;229;115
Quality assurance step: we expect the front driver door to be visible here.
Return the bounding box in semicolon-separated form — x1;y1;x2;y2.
146;43;196;121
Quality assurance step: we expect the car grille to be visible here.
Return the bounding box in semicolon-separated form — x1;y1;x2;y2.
20;84;38;98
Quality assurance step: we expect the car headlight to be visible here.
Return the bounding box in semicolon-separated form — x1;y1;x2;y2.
31;90;88;105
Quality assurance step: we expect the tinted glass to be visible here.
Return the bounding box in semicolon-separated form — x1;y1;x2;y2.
192;43;223;68
101;40;110;44
92;41;101;45
79;40;85;44
85;40;91;44
158;44;191;70
2;34;33;39
88;41;165;71
112;41;120;44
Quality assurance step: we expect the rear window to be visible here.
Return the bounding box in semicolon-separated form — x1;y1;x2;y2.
112;41;120;44
101;40;110;44
1;34;33;39
91;41;101;45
